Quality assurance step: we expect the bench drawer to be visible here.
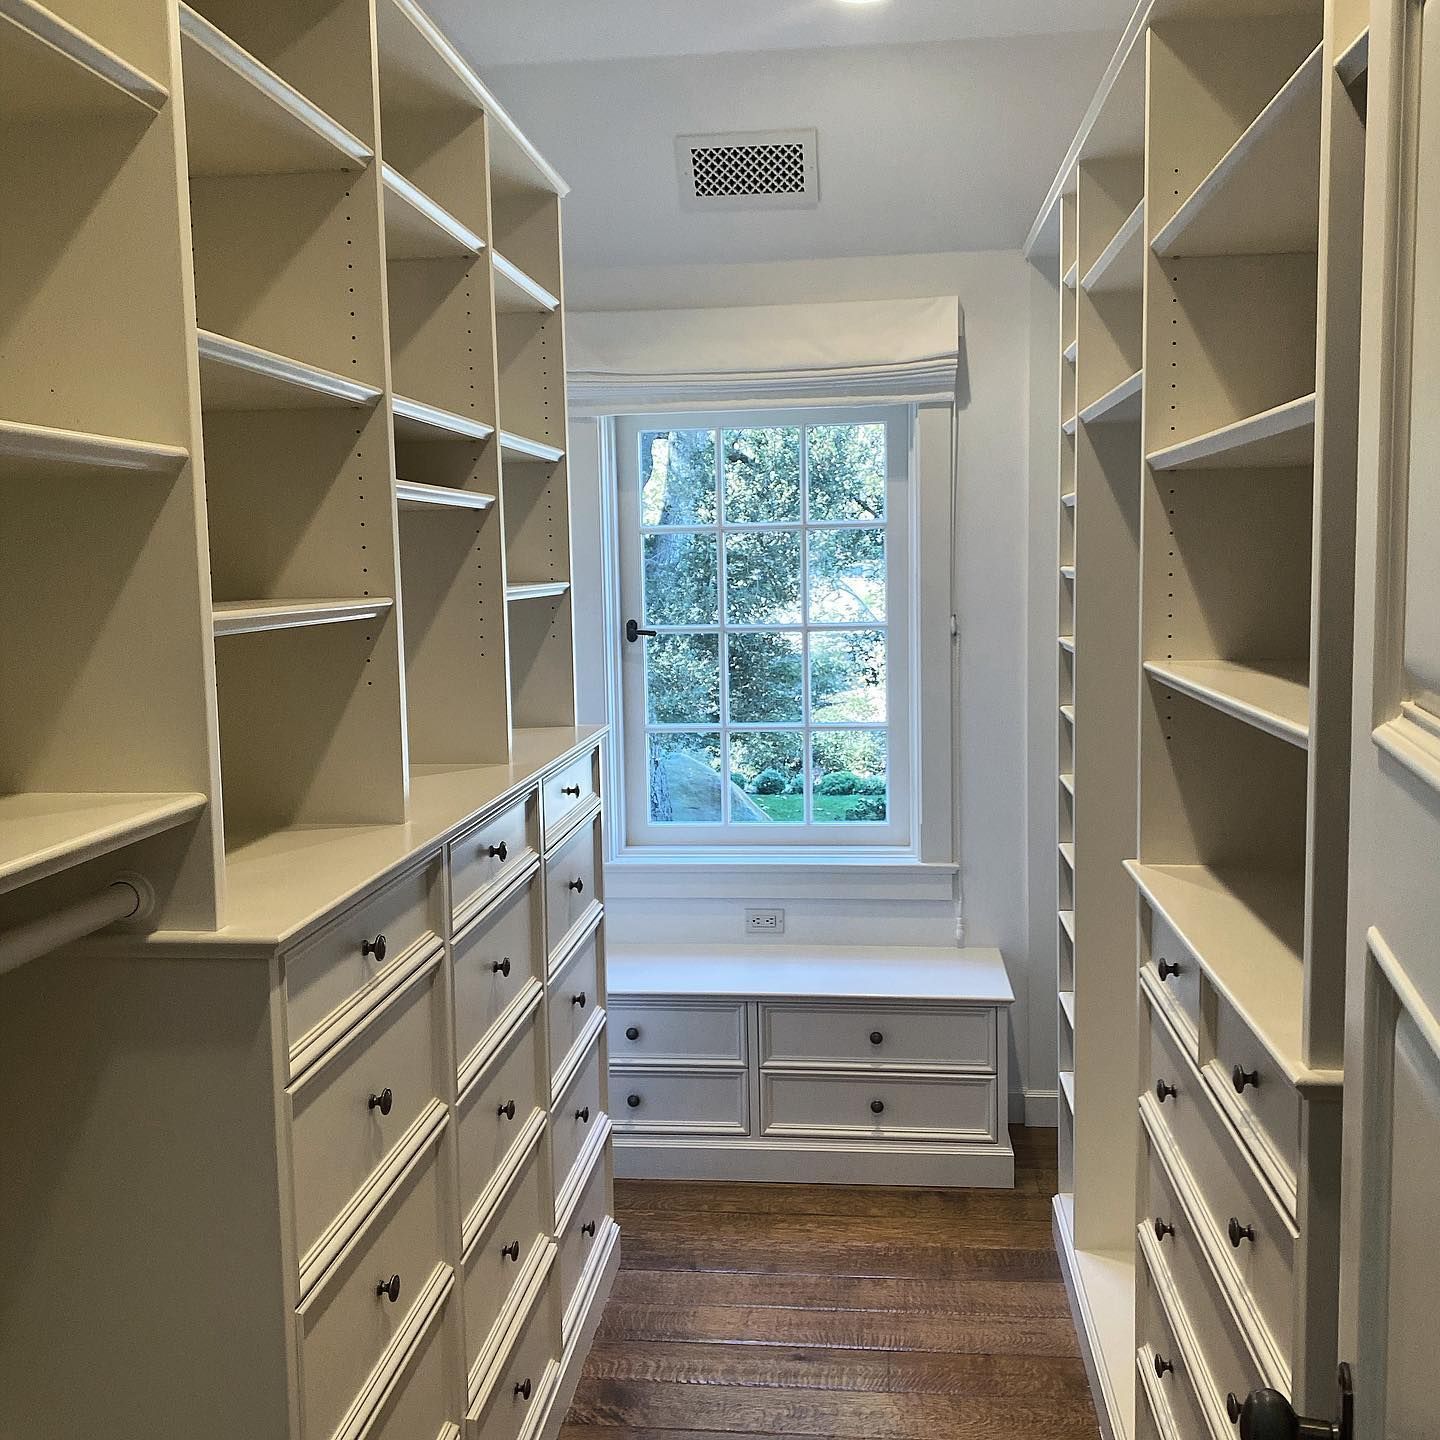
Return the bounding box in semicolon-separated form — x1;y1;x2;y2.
762;1071;997;1142
760;1001;995;1071
608;998;746;1064
452;873;543;1080
549;925;601;1085
612;1067;748;1136
451;792;537;925
542;747;600;849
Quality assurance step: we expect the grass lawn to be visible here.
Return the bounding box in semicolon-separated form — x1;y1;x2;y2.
747;793;885;823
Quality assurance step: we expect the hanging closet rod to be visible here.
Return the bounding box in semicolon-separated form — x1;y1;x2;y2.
0;875;152;978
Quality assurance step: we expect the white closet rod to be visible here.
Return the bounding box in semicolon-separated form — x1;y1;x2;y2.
0;876;151;978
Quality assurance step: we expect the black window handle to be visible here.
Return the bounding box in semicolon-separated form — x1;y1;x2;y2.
376;1274;401;1304
625;619;657;643
368;1087;393;1116
362;934;387;963
487;841;508;861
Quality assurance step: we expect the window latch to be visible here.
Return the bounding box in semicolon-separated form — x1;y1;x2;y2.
625;619;658;643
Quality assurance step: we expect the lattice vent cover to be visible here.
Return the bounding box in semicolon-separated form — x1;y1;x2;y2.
676;129;819;211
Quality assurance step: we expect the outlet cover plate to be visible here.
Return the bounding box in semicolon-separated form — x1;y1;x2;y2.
746;908;785;934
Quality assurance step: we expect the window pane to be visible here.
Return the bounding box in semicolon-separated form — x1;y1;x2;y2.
647;634;720;724
725;530;802;624
729;732;805;824
644;532;718;625
809;527;885;622
807;423;886;521
728;632;803;724
641;429;716;526
812;730;888;824
648;732;723;823
723;427;801;523
811;629;886;723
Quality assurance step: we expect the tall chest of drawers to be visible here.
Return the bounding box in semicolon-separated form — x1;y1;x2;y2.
0;731;616;1440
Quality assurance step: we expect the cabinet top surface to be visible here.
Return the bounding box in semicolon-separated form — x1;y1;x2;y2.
608;944;1014;1005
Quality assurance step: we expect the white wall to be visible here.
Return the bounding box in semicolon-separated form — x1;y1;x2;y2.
567;249;1056;1119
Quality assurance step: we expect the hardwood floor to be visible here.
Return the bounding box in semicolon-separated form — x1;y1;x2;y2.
562;1127;1097;1440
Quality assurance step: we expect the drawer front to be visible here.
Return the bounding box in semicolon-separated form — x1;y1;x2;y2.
463;1133;550;1368
1210;1004;1300;1190
1138;1251;1211;1440
1144;997;1201;1149
290;961;445;1267
458;1010;547;1221
451;792;537;924
365;1291;463;1440
1145;904;1203;1043
471;1272;560;1440
548;927;601;1082
553;1035;606;1188
299;1139;448;1440
559;1154;611;1328
1133;1386;1164;1440
613;1067;748;1136
762;1071;997;1142
544;815;600;964
760;1002;996;1071
285;858;441;1063
542;747;600;849
608;998;747;1064
453;874;543;1078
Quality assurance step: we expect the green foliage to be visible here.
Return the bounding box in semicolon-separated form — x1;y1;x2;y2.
855;774;887;796
844;796;888;822
724;427;801;522
750;768;788;796
816;770;861;796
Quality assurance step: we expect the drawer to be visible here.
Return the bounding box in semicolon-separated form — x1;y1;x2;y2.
451;791;537;925
542;746;600;849
364;1290;463;1440
553;1033;607;1190
470;1272;560;1440
453;873;543;1079
457;1008;547;1222
1208;1003;1300;1194
463;1130;550;1369
298;1135;449;1440
1133;1384;1165;1440
548;925;601;1082
1143;995;1201;1147
285;857;441;1067
1138;1249;1211;1440
1145;902;1202;1044
760;1001;996;1072
613;1067;748;1136
762;1071;997;1142
558;1152;611;1329
544;814;601;965
608;998;746;1064
289;959;446;1269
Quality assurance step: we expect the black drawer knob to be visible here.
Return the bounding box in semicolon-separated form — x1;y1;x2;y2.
627;1093;642;1108
1232;1065;1261;1094
581;1220;597;1238
1158;958;1182;981
514;1378;533;1401
1155;1079;1178;1103
625;1025;640;1041
869;1030;884;1046
572;991;587;1008
376;1274;401;1304
1228;1217;1256;1248
362;934;387;963
1227;1393;1243;1425
568;877;585;893
487;841;508;861
1153;1217;1174;1242
561;785;581;798
576;1106;590;1124
501;1240;520;1262
497;1099;516;1120
493;957;512;977
870;1099;885;1115
368;1087;393;1116
1154;1355;1174;1379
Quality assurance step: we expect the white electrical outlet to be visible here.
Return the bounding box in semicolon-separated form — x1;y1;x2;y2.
746;908;785;934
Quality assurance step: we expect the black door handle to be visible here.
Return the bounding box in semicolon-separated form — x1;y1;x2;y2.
626;619;658;643
1239;1364;1353;1440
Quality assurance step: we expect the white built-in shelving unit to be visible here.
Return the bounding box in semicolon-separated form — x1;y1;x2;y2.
1026;0;1367;1435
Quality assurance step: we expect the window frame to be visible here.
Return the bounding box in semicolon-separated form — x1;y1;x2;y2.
613;404;915;851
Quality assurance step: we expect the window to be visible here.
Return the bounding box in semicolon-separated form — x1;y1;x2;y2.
615;406;912;848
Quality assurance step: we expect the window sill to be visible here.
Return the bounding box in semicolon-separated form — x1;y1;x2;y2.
603;853;958;903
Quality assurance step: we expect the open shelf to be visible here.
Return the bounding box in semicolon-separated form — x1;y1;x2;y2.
493;252;559;314
1145;659;1310;748
0;0;167;118
1083;200;1144;293
197;332;381;411
1152;46;1323;259
212;598;394;637
1079;369;1142;426
0;419;186;481
0;791;207;898
500;431;565;464
392;396;496;443
1148;394;1316;471
396;480;495;513
382;163;484;260
506;582;571;602
179;6;371;177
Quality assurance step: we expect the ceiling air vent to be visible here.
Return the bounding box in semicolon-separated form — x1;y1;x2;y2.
676;129;819;212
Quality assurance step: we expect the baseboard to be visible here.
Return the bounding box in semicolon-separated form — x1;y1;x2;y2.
613;1134;1015;1188
538;1218;621;1440
1024;1087;1059;1127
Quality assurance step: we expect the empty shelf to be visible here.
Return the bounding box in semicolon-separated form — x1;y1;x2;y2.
0;791;207;897
1080;369;1142;426
493;252;559;314
1153;46;1322;258
179;6;371;176
0;418;186;480
1060;635;1076;654
213;598;394;636
1059;842;1075;869
1144;658;1310;748
198;332;382;411
392;396;495;443
396;480;495;512
1060;990;1077;1030
1;0;167;119
1064;339;1078;364
1059;909;1075;943
501;431;565;464
506;582;570;601
382;164;483;260
1336;28;1369;88
1083;200;1144;293
1147;394;1316;471
1059;1069;1076;1112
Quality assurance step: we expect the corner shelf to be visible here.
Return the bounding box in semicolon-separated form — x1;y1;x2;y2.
0;418;186;480
212;598;394;637
1144;658;1310;749
392;395;495;443
197;332;383;411
505;582;570;602
1079;369;1142;426
179;6;372;177
493;252;559;314
1146;394;1316;471
1083;200;1144;294
382;163;484;260
396;480;495;512
500;432;565;464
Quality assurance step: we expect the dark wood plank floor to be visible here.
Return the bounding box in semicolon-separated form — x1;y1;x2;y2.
562;1126;1097;1440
